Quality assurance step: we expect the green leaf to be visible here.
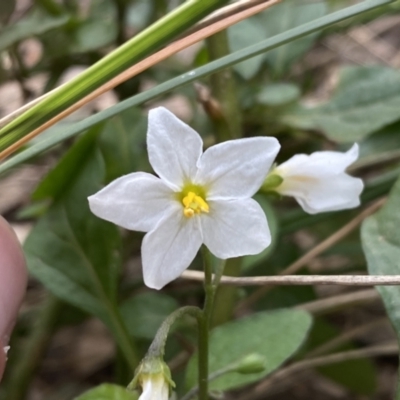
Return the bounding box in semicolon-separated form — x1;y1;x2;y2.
228;0;327;78
99;108;149;182
70;0;118;53
24;129;121;322
186;309;312;391
362;176;400;397
259;0;328;75
126;0;153;31
228;19;266;79
257;83;301;107
23;128;139;368
120;292;179;340
75;384;139;400
284;66;400;142
32;125;104;201
0;8;69;52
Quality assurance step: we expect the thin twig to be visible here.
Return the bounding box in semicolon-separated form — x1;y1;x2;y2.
180;272;400;287
0;0;281;160
240;342;398;400
296;288;380;316
235;198;386;312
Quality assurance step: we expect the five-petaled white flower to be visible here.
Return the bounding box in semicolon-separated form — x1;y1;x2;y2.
271;144;364;214
88;107;280;289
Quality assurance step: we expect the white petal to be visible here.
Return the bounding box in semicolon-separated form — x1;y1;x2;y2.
142;211;202;289
293;175;364;214
195;137;280;200
276;144;359;179
275;144;363;214
139;376;169;400
147;107;203;190
88;172;176;232
200;198;271;259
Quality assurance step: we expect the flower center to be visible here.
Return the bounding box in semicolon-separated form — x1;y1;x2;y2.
182;191;209;218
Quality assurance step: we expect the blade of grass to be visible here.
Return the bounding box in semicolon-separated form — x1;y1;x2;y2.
0;0;230;150
0;0;394;172
0;0;281;159
0;0;274;131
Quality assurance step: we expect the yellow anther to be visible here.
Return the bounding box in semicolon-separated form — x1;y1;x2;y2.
182;191;209;218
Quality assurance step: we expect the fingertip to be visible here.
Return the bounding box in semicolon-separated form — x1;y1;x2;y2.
0;216;27;343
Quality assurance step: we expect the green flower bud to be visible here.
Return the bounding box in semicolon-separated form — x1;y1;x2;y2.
128;357;175;400
233;353;266;374
261;173;284;192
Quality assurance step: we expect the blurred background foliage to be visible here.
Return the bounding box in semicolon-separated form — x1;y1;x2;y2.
1;0;400;399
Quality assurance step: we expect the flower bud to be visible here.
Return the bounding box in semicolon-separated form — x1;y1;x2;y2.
233;353;266;374
128;357;175;400
261;173;284;192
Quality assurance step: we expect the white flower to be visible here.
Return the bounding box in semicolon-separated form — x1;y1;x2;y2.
271;144;363;214
139;374;169;400
88;107;280;289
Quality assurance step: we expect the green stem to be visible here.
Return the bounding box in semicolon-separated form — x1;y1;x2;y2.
3;295;62;400
206;30;241;140
198;247;218;400
147;306;202;359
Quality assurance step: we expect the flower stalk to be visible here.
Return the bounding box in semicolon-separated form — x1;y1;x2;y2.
197;248;227;399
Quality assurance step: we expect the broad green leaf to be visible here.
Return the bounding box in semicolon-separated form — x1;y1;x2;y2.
120;292;179;340
0;8;69;52
284;66;400;142
186;309;312;391
24;129;121;323
32;125;104;201
75;384;138;400
0;0;394;173
228;19;266;79
257;83;301;107
99;108;149;182
40;0;118;57
259;0;328;75
70;0;118;53
228;0;327;79
22;128;140;369
126;0;153;31
362;176;400;397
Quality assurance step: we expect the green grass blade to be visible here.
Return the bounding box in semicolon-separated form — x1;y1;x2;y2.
0;0;394;175
0;0;229;151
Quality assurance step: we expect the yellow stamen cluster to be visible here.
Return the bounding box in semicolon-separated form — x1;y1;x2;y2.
182;191;209;218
